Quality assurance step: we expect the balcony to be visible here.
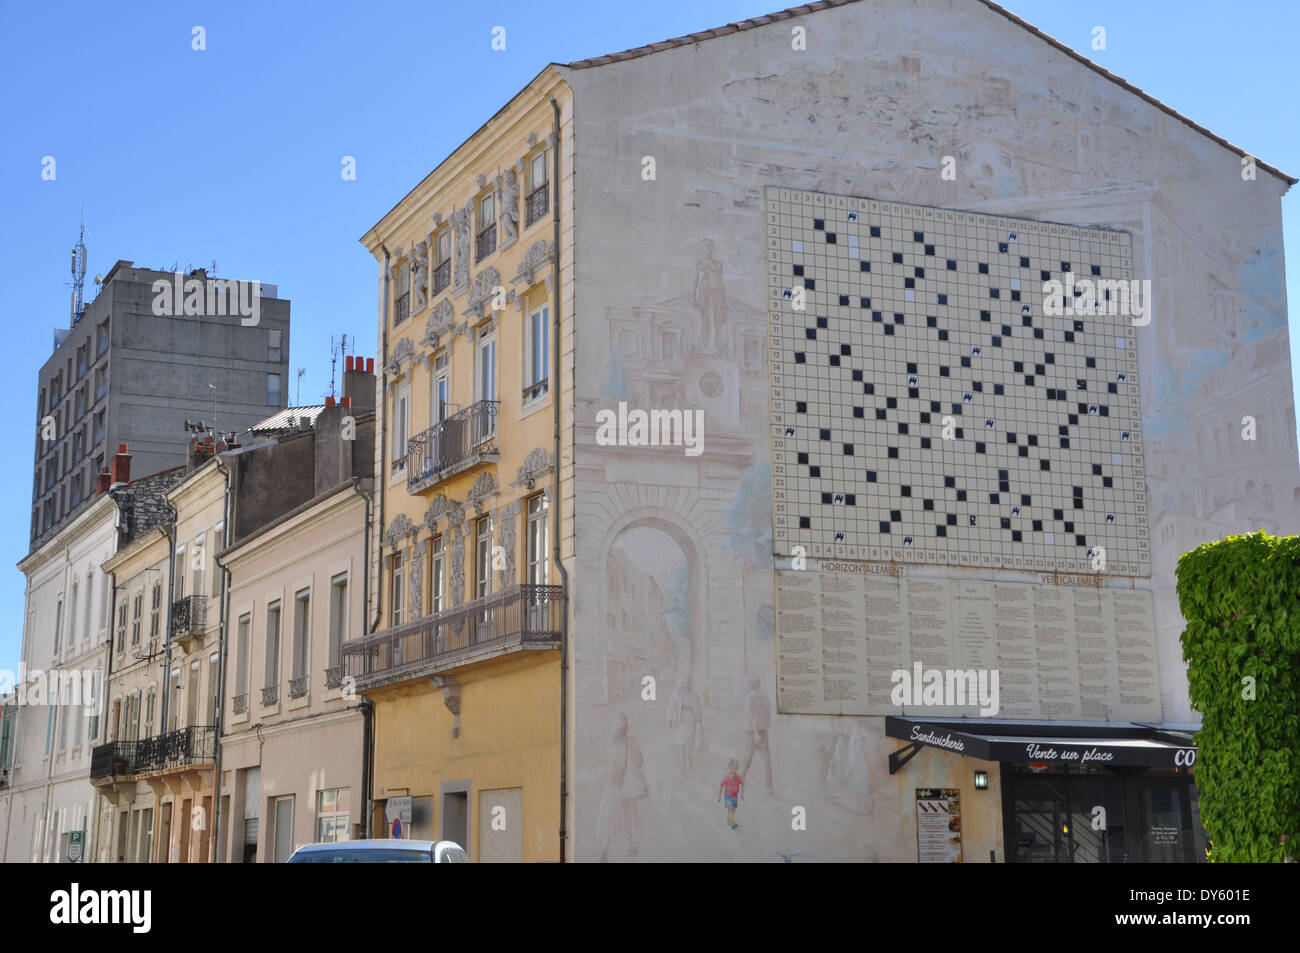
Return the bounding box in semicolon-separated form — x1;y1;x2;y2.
232;693;248;715
90;726;216;783
406;400;499;493
289;675;308;698
526;185;549;227
170;595;207;647
324;666;343;689
432;259;450;296
342;584;563;690
262;685;279;706
395;292;410;324
475;225;496;262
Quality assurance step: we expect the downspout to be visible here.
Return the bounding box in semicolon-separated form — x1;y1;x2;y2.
92;563;119;863
157;502;178;740
550;94;570;864
210;454;234;861
373;246;391;635
350;476;375;838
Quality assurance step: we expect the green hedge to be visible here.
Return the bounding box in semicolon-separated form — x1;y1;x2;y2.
1177;531;1300;862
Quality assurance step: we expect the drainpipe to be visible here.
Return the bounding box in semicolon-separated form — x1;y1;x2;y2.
550;94;570;864
373;246;391;635
210;454;234;861
92;564;119;863
350;476;375;838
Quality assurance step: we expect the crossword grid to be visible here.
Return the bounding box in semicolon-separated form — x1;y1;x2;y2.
766;188;1148;576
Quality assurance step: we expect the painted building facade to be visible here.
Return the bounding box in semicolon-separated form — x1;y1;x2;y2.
350;70;573;862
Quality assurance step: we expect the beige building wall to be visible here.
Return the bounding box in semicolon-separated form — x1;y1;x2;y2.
220;484;367;862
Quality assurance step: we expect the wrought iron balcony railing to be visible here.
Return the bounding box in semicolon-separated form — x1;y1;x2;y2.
395;292;410;324
432;259;450;295
170;595;207;639
289;675;307;698
324;666;343;688
406;400;498;492
475;225;496;261
90;726;216;781
525;185;549;227
232;693;248;715
262;685;279;706
341;584;563;689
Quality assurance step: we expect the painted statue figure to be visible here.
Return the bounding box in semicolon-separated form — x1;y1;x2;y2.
595;712;646;862
667;674;703;772
693;238;728;352
741;675;774;795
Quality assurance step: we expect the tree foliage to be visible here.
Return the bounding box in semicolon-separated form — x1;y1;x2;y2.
1177;531;1300;862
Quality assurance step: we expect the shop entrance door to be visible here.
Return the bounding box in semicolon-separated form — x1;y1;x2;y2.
1127;776;1194;863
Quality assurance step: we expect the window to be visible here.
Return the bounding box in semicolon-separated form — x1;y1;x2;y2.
273;796;295;863
58;703;68;752
131;688;142;740
476;192;497;261
292;589;310;681
186;660;200;728
236;614;251;702
53;594;63;655
116;600;127;652
328;575;348;671
83;572;93;645
266;373;281;407
131;590;142;647
531;149;548;192
192;534;206;596
527;494;550;586
433;364;450;424
44;705;54;756
395;260;411;324
317;789;350;843
430;536;446;615
524;305;549;402
433;229;451;295
477;331;497;411
389;553;405;627
475;515;493;601
212;528;224;595
68;582;79;649
168;673;179;731
265;602;282;693
150;581;162;642
268;329;282;363
144;685;155;738
88;673;100;740
175;550;186;599
392;385;410;469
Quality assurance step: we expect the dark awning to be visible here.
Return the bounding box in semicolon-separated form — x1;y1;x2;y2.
885;716;1198;773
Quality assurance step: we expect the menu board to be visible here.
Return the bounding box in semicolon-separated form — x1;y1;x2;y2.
916;788;963;863
775;568;1160;720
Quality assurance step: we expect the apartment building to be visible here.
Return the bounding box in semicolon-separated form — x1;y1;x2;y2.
353;0;1296;863
218;376;375;863
92;444;228;863
31;260;290;551
350;75;570;861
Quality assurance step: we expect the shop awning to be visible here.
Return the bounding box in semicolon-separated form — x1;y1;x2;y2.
885;716;1198;773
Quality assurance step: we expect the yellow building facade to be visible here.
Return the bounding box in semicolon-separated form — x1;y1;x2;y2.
351;68;574;861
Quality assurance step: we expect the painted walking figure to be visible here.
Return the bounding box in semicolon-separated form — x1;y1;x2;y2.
741;675;774;795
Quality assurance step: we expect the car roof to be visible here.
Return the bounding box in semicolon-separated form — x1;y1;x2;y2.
290;839;464;854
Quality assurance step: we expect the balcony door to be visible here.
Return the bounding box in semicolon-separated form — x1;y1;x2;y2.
476;331;496;442
273;796;295;863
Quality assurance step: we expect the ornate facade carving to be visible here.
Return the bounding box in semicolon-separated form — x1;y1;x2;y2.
449;525;465;606
384;337;414;377
499;168;520;250
384;513;413;550
513;447;555;489
411;238;430;312
466;471;499;515
409;538;426;619
513;239;554;286
496;500;519;585
451;200;473;296
422;298;456;349
465;266;503;320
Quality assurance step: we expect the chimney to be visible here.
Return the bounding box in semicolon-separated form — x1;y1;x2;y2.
109;444;132;487
187;436;217;472
340;397;351;407
343;356;377;411
325;396;336;408
345;356;355;372
96;466;112;495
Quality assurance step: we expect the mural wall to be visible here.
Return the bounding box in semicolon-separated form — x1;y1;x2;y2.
563;0;1297;861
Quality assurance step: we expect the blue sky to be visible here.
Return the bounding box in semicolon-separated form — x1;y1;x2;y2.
0;0;1296;671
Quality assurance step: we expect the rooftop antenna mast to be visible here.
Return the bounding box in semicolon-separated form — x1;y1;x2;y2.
296;367;306;407
70;214;88;324
329;334;350;399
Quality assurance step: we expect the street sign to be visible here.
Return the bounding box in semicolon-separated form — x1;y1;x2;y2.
67;830;84;863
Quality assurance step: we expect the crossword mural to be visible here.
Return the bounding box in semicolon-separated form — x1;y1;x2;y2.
767;188;1147;576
